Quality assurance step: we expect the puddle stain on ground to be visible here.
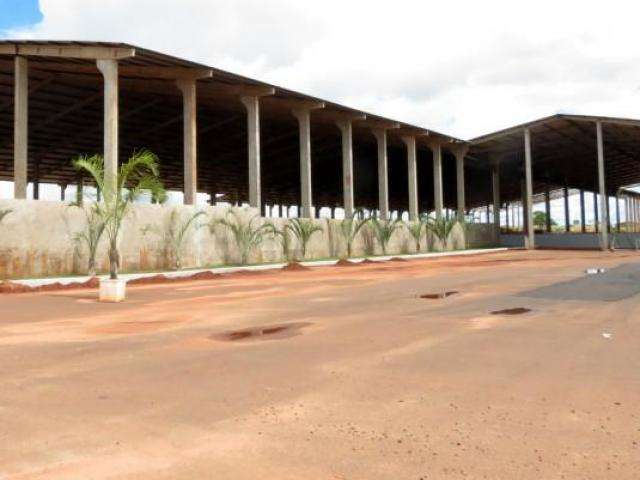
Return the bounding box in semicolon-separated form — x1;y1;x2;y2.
490;307;532;315
212;322;312;342
420;291;459;299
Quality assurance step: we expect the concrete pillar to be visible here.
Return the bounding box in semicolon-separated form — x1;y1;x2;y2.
596;121;608;249
336;119;355;218
580;190;586;233
60;183;66;202
454;147;468;222
402;136;418;221
544;188;552;232
241;96;261;209
431;142;444;220
372;128;389;219
13;56;28;199
96;59;119;202
491;162;500;233
76;174;84;205
616;195;621;232
292;108;313;218
33;159;40;200
177;79;197;205
590;194;596;231
505;202;510;231
564;186;570;232
523;128;535;249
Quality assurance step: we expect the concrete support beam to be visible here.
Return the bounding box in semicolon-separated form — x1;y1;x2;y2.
593;192;599;233
491;162;500;232
596;121;608;249
96;59;119;202
523;128;535;249
241;95;262;209
372;128;390;219
336;119;355;218
564;186;570;232
453;146;468;222
60;183;66;202
402;136;418;221
616;195;621;232
544;188;551;232
292;106;322;218
430;142;444;220
13;56;28;199
177;78;197;205
579;189;586;233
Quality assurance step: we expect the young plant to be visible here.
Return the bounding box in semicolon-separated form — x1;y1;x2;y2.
339;210;370;258
407;217;427;252
370;217;404;255
211;208;271;265
164;208;206;270
69;202;106;276
0;209;11;225
265;220;292;261
73;150;165;279
286;218;323;260
426;215;459;250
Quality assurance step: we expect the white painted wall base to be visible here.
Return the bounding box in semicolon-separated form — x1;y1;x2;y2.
99;278;126;302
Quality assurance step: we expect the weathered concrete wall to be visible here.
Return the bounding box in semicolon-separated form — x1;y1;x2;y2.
0;199;496;279
500;232;640;249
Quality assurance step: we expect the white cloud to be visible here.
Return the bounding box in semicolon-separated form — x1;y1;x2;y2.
5;0;640;138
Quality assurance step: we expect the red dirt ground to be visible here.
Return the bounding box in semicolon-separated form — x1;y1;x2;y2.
1;249;640;479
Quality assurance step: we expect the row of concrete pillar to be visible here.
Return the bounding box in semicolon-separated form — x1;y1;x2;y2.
11;55;468;221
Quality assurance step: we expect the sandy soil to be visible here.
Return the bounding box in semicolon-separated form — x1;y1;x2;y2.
1;249;639;479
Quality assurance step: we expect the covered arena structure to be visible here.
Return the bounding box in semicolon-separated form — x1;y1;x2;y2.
1;40;640;254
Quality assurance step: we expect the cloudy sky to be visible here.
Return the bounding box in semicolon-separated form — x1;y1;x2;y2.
3;0;640;140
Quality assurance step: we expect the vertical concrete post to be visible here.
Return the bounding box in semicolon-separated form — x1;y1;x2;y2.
372;128;389;219
431;142;444;220
454;146;467;222
579;189;586;233
523;128;535;249
615;195;621;232
33;159;40;200
336;119;355;218
13;56;28;199
596;121;608;249
177;79;197;205
564;186;570;232
402;136;418;221
60;184;66;202
241;95;261;209
544;188;551;232
292;108;313;218
593;192;599;233
96;59;119;202
491;162;500;233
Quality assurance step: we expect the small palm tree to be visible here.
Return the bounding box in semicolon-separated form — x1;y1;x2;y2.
407;216;428;252
211;208;271;265
70;202;106;276
370;216;404;255
265;220;292;261
339;209;370;258
73;150;165;279
426;215;459;250
287;218;323;260
0;209;11;224
165;209;206;270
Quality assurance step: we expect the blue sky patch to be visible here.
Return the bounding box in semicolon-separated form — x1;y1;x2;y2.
0;0;42;32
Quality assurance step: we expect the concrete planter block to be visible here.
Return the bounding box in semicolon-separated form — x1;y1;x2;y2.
99;278;127;302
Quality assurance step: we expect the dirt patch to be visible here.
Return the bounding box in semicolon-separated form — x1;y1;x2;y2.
282;262;309;272
420;291;459;299
490;307;532;315
360;259;377;264
389;257;408;262
0;276;100;294
212;322;312;342
335;259;359;267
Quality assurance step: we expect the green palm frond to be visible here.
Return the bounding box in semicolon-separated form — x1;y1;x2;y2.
339;214;371;258
211;208;271;264
286;218;323;259
0;208;12;224
370;216;404;255
425;215;459;249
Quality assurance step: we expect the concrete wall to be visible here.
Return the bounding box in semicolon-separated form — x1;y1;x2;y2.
500;232;640;249
0;199;496;279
